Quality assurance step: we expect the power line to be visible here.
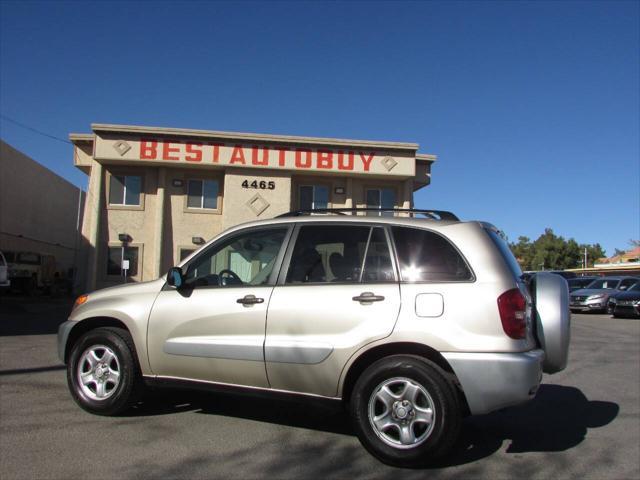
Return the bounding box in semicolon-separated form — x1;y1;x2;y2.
0;114;72;145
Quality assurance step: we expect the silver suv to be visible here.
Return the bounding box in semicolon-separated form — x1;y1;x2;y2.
58;209;570;467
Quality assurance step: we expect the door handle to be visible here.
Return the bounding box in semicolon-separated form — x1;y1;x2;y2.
352;292;385;303
237;294;264;306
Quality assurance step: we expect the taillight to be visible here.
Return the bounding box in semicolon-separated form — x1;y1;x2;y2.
497;288;526;339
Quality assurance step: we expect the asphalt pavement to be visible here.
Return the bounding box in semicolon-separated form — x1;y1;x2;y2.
0;297;638;479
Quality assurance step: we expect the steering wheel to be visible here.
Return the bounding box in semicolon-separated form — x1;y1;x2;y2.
218;269;242;286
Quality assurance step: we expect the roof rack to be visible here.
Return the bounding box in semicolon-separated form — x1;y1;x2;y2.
276;208;459;221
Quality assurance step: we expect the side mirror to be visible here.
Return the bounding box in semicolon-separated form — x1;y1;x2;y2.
167;267;184;289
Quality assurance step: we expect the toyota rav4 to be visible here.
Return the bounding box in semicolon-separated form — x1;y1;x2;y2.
58;209;570;467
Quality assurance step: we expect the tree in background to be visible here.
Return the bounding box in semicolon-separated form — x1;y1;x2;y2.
508;228;605;271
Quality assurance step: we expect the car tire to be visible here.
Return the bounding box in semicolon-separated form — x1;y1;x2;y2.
350;355;461;467
67;327;143;416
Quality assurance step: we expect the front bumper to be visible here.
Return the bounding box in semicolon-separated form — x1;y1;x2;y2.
443;349;545;415
570;301;606;311
613;304;640;317
57;320;76;363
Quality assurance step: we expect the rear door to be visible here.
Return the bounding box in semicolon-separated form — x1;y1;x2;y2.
265;223;401;397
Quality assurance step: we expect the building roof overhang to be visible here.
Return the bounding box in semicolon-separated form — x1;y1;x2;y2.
88;123;419;152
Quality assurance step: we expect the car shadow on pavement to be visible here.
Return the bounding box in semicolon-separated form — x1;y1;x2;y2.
432;383;619;468
125;383;618;467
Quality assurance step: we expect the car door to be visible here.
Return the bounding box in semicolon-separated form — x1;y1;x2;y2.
147;225;291;388
265;223;401;397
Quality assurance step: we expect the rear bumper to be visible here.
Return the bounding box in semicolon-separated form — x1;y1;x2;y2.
443;349;544;415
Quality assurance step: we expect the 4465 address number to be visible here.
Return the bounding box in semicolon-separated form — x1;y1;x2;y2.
242;179;275;190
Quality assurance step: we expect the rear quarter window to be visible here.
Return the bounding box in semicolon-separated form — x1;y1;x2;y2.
485;228;523;279
391;227;473;282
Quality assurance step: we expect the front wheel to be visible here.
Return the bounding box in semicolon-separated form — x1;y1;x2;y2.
67;327;143;415
350;355;461;467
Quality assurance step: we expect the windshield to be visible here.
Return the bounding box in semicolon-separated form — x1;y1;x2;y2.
628;283;640;292
586;278;620;290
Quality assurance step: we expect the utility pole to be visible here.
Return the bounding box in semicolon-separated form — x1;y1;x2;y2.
584;247;588;269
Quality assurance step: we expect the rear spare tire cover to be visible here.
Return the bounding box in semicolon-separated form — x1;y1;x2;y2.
533;273;570;374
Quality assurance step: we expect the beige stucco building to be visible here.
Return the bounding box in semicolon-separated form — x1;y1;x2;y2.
70;124;436;292
0;140;85;284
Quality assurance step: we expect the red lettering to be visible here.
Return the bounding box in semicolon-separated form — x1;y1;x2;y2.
209;142;224;163
140;140;158;159
230;145;246;164
337;151;353;170
360;152;375;172
316;150;333;169
251;146;269;166
276;146;289;167
185;143;203;162
295;149;312;168
162;142;180;161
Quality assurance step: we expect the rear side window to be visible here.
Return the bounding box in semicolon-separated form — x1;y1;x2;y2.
285;225;395;284
392;227;473;282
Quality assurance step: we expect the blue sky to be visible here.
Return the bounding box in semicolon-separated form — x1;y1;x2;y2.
1;0;638;256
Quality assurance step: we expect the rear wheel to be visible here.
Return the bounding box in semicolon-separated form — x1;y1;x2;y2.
350;355;461;467
67;327;143;415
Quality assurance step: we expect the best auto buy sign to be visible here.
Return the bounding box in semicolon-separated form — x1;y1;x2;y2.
94;134;415;177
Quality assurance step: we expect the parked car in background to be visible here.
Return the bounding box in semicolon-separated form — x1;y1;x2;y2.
611;282;640;318
570;276;640;313
4;250;56;294
522;270;577;283
0;251;10;291
568;276;598;293
547;270;577;279
605;281;638;314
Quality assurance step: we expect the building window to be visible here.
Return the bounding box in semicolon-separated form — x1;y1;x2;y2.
299;185;329;210
107;246;139;277
366;188;396;216
187;179;219;209
109;175;141;206
179;248;196;262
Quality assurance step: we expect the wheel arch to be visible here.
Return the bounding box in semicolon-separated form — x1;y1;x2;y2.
65;317;131;364
340;342;470;416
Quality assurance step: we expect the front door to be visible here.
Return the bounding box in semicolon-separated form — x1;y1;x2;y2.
265;224;401;397
147;226;291;388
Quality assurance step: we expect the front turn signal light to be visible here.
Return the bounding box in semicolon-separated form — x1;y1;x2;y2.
73;294;89;310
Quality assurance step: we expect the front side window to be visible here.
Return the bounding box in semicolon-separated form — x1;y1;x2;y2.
187;179;219;209
184;228;287;288
299;185;329;210
109;175;141;206
285;225;394;284
107;246;139;276
392;227;472;282
366;188;396;216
